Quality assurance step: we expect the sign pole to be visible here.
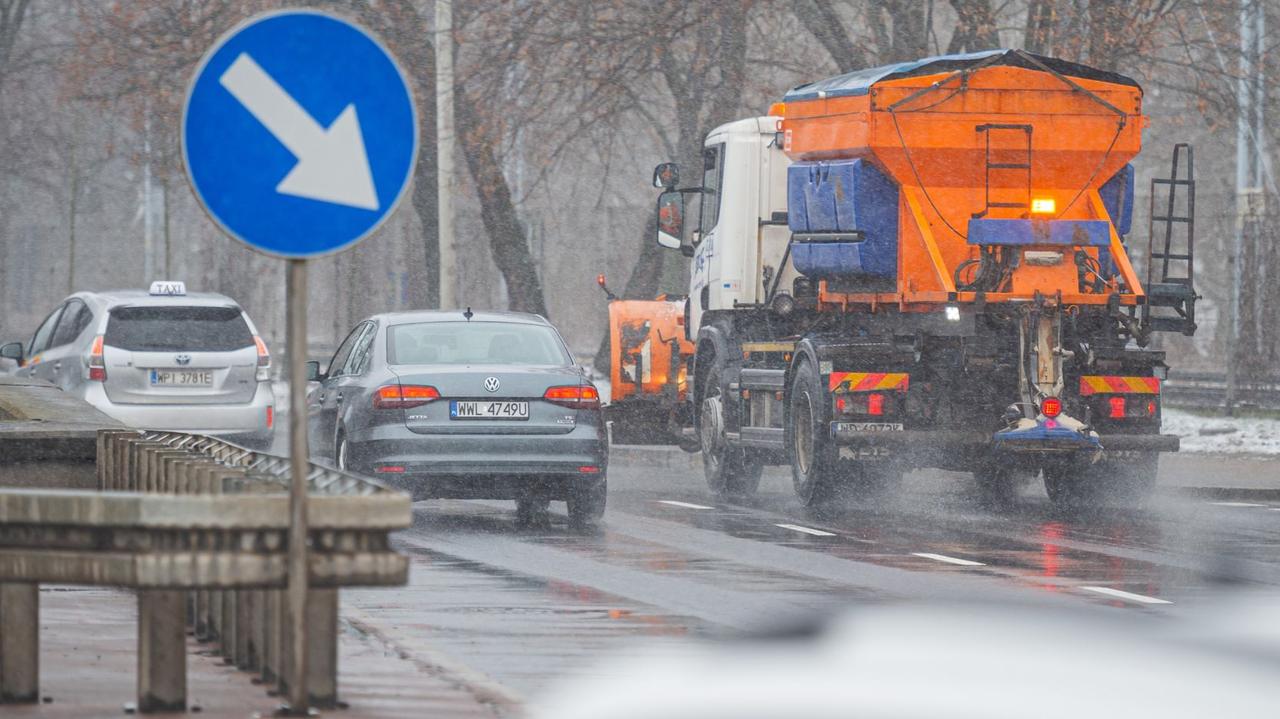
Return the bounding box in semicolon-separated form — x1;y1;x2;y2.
181;14;418;708
285;257;310;712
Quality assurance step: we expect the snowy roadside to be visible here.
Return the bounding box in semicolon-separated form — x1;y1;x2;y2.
1162;408;1280;456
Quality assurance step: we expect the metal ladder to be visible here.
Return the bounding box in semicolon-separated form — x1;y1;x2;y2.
1143;143;1197;335
973;124;1033;219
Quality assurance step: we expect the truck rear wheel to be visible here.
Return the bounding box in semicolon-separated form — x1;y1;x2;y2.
1043;453;1158;507
700;364;763;499
787;359;842;507
974;462;1032;509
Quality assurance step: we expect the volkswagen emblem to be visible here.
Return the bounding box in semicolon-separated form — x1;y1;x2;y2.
175;354;192;366
483;376;500;393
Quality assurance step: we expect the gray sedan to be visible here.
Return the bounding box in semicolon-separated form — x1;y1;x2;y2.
306;310;607;524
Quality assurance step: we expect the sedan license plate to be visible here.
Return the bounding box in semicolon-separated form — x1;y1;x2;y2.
451;400;529;420
150;369;213;386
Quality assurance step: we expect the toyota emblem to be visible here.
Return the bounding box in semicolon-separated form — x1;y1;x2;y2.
483;376;500;393
175;354;192;366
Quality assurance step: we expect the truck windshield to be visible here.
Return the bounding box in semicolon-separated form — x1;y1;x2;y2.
388;321;571;366
105;306;253;352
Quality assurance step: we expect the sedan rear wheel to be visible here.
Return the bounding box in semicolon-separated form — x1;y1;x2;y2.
567;479;607;527
516;497;551;527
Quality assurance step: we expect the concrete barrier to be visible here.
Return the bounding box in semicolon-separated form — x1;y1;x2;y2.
0;429;411;712
0;376;122;490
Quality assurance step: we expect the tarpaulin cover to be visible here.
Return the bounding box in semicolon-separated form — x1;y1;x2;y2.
783;49;1142;102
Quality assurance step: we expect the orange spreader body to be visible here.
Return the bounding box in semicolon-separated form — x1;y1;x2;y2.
780;65;1147;310
607;298;694;404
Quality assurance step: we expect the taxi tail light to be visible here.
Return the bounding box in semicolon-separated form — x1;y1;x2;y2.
374;384;440;410
254;336;271;381
87;335;106;382
1040;397;1062;418
544;385;601;409
254;336;270;367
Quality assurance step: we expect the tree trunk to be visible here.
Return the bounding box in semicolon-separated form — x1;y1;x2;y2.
1024;0;1057;55
793;0;865;72
947;0;999;54
874;0;928;63
455;93;548;316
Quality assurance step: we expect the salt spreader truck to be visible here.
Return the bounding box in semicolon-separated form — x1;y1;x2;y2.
615;49;1198;506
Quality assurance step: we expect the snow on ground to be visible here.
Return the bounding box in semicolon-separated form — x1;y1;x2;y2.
1162;408;1280;456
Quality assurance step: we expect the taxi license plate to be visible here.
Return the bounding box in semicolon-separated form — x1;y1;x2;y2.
150;369;213;386
451;400;529;420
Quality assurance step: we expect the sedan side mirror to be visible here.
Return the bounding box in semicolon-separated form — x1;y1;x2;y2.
0;342;23;363
305;360;323;382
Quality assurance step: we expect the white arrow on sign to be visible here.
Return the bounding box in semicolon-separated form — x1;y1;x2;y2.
219;53;379;211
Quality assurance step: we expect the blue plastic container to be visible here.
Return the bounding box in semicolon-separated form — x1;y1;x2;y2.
1099;164;1134;236
787;159;898;279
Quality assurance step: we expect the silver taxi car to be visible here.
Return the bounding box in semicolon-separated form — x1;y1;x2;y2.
1;282;275;445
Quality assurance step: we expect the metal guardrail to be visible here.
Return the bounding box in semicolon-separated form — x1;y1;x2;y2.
0;429;410;712
1163;371;1280;411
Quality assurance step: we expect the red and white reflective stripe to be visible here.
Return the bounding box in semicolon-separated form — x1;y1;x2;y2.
1079;376;1160;396
829;372;909;393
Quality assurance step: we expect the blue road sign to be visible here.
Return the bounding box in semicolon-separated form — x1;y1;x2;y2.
182;10;417;258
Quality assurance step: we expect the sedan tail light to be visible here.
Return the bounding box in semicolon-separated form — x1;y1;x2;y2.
543;384;601;409
87;335;106;382
374;384;440;409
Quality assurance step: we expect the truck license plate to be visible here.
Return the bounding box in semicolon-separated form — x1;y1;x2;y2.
150;369;213;386
838;422;904;432
451;400;529;420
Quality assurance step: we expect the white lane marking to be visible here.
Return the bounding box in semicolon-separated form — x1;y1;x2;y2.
776;523;837;537
1210;501;1267;508
912;552;985;567
1080;586;1172;605
656;500;714;510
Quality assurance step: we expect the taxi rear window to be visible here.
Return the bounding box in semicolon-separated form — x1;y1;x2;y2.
105;306;253;352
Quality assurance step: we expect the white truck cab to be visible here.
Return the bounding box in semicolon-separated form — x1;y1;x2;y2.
675;116;796;335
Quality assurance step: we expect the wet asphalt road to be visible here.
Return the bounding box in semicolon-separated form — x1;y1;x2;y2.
341;458;1280;703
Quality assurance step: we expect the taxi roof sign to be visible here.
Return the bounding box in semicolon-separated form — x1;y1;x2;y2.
150;281;187;296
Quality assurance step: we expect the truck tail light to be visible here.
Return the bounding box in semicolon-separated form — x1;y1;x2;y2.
88;335;106;381
544;385;601;409
867;393;885;416
1040;397;1062;418
374;384;440;409
1109;396;1126;418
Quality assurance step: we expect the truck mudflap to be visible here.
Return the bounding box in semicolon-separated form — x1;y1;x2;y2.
830;423;1179;457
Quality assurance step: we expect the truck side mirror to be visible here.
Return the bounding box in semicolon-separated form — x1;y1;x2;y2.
656;191;686;251
305;360;323;382
0;342;23;363
653;162;679;189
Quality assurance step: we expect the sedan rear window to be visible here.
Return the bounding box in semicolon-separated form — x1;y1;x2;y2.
388;321;571;366
106;306;253;352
